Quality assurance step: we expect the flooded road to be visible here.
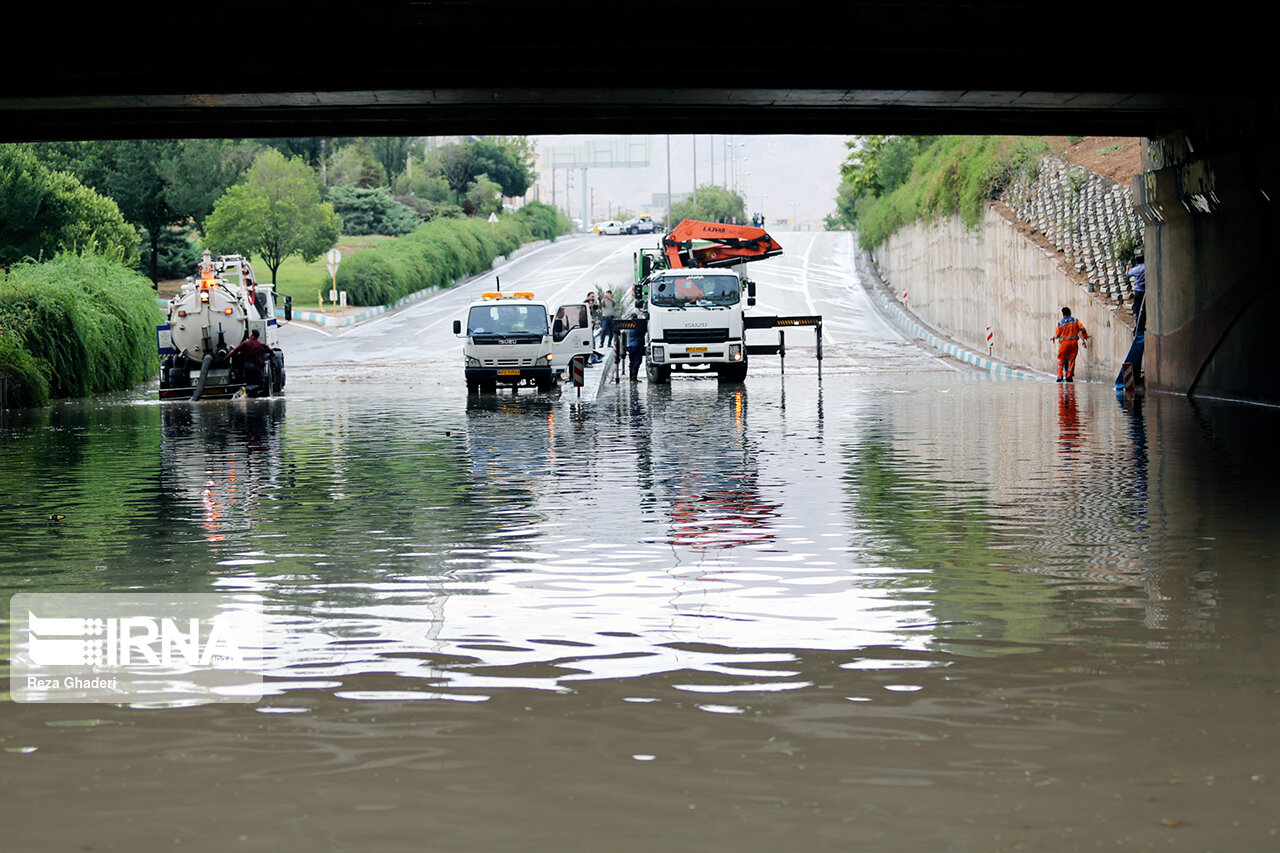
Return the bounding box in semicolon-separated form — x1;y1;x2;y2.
2;232;1279;851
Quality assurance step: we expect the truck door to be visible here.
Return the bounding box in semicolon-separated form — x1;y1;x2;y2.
551;303;594;369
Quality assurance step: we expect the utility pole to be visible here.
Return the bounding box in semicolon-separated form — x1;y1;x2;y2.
666;135;673;228
692;135;698;205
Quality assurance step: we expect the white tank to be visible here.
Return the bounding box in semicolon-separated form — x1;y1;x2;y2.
165;252;254;364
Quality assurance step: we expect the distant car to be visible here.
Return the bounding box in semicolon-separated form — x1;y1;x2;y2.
596;220;624;235
624;217;657;235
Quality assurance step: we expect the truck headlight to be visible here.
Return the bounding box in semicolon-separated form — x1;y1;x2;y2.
650;346;665;363
465;355;481;367
728;344;743;361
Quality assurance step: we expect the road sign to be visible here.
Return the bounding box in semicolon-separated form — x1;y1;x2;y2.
571;356;585;388
487;213;499;223
325;248;341;279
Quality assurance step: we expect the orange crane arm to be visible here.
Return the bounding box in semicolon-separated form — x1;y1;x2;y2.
661;219;784;268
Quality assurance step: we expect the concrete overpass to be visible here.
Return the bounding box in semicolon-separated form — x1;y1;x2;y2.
4;1;1276;403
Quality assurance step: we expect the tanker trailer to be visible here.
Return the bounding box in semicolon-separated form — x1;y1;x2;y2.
157;251;292;400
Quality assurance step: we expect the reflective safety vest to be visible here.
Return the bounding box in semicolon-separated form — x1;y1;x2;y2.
1056;317;1087;342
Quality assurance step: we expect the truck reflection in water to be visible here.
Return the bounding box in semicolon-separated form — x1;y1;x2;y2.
644;385;780;551
464;394;556;503
160;401;286;543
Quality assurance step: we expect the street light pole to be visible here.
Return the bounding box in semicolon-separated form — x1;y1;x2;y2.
692;135;698;205
666;135;673;229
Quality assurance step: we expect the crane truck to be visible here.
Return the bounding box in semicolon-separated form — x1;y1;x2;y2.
628;219;822;383
157;251;291;401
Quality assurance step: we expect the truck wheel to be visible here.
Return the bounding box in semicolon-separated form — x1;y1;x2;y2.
466;379;480;395
717;361;749;383
272;351;286;392
646;363;671;384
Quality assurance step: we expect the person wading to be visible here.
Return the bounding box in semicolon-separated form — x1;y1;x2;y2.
1052;306;1089;383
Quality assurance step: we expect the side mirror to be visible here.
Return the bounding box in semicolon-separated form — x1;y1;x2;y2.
284;295;293;321
747;280;757;298
552;318;565;338
747;297;757;307
453;319;462;335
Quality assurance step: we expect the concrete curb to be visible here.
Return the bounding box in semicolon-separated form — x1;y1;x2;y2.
858;250;1047;382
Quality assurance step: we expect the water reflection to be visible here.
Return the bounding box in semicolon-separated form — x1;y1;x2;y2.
160;400;286;543
644;386;780;551
4;371;1280;850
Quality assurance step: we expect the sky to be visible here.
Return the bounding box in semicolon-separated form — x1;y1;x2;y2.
530;135;851;229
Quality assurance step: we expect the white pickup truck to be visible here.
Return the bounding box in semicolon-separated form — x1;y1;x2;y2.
454;290;594;394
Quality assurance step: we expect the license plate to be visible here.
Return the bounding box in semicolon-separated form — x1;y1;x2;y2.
686;347;708;353
498;369;521;376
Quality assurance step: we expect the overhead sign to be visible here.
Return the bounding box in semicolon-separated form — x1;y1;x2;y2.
542;136;653;170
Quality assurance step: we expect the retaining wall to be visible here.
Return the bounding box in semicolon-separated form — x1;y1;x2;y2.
873;207;1135;383
1002;155;1146;304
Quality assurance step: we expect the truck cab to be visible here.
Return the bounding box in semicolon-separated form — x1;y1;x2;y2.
641;268;750;383
454;291;593;394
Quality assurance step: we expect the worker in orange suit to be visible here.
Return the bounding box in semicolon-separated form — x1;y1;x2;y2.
1052;306;1089;383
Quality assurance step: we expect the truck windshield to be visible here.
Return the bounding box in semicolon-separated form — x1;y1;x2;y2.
467;304;549;336
650;273;739;308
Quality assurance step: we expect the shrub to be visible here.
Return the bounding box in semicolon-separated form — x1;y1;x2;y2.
0;254;162;406
335;213;566;307
858;136;1051;249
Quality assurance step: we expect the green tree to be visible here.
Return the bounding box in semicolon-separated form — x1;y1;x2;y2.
462;174;502;217
436;142;476;203
158;139;260;230
829;135;931;229
469;138;535;198
327;185;421;235
56;140;180;283
204;149;341;284
0;145;140;268
669;184;745;224
325;144;387;188
362;137;425;187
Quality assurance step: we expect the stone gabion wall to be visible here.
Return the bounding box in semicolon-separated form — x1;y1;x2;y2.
1001;156;1145;303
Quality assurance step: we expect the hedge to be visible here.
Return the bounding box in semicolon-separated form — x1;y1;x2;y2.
0;254;163;407
335;204;569;306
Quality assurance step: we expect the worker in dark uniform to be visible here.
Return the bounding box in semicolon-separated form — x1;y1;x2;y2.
228;329;273;393
626;310;647;382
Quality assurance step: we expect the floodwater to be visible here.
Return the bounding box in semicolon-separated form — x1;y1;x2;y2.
2;233;1278;852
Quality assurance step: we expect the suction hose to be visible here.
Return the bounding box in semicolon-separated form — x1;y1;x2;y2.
189;353;214;401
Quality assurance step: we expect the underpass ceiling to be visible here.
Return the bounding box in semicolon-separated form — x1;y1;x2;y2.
2;1;1268;141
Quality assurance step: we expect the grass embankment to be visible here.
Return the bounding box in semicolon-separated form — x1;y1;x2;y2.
0;254;164;407
857;136;1051;249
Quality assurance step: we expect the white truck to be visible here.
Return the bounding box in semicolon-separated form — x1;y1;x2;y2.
632;219;821;384
157;251;291;400
641;267;753;383
454;288;594;394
